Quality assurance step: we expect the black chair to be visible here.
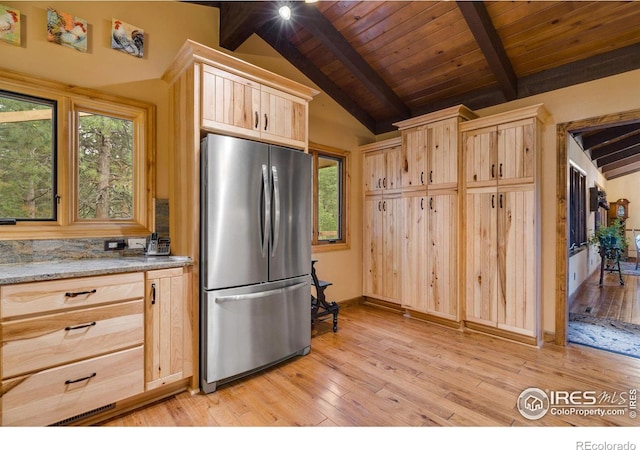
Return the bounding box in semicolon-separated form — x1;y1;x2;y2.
311;260;339;332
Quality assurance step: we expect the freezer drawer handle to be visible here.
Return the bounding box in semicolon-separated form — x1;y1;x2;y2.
65;289;97;298
65;321;97;331
65;372;96;385
214;280;307;303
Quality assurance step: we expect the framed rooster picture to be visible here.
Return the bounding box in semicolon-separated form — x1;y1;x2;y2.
47;8;87;52
111;19;144;58
0;4;20;46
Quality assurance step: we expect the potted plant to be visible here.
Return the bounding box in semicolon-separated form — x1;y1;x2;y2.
588;217;628;254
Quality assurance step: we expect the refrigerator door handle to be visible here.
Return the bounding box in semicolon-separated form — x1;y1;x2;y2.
271;165;281;257
261;164;271;258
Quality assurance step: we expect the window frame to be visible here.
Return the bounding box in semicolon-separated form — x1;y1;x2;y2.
569;161;587;254
0;69;155;240
310;142;350;252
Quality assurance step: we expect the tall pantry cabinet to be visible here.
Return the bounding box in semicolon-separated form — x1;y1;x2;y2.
394;106;476;322
361;105;476;322
361;138;403;303
460;104;549;345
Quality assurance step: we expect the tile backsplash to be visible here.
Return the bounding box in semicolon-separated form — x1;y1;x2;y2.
0;199;170;264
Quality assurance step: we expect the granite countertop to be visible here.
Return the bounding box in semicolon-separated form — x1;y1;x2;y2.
0;256;192;285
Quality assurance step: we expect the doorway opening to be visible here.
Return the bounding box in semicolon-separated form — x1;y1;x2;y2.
556;108;640;360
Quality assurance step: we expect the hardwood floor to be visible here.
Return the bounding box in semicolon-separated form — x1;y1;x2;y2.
570;265;640;325
99;302;640;428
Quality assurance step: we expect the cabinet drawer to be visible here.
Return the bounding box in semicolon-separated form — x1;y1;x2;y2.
1;272;144;319
1;346;144;426
2;300;144;379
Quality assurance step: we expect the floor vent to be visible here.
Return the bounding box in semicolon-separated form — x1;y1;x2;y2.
50;403;116;426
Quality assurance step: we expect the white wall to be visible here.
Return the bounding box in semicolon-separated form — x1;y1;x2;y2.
567;135;607;297
607;172;640;259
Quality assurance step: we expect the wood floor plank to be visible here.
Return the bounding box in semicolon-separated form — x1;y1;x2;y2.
99;303;640;427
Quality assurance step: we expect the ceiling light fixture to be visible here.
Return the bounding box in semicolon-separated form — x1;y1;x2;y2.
278;5;291;20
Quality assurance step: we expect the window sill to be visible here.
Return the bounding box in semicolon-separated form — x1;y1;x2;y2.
312;242;349;253
569;244;588;257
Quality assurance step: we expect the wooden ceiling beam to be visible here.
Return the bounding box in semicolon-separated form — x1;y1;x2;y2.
255;23;378;134
591;134;640;162
605;159;640;180
601;151;640;173
456;1;517;102
217;1;272;51
519;42;640;98
581;124;640;151
294;3;410;118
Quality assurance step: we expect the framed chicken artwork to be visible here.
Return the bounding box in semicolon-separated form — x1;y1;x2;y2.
47;8;87;52
0;4;20;46
111;19;144;58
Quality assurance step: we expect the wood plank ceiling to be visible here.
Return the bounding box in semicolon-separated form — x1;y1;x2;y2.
190;1;640;179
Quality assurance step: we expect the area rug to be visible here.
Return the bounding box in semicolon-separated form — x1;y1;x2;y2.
568;313;640;359
619;260;640;276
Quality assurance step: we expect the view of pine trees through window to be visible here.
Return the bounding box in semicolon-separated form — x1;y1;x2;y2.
317;155;341;241
0;92;56;220
77;112;134;220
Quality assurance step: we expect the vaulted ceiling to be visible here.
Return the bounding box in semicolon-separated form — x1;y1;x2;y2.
188;1;640;179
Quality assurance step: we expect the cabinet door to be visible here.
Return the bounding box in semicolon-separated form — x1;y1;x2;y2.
428;119;458;189
427;192;458;320
402;194;427;311
363;151;386;194
465;190;498;326
201;65;261;139
401;127;427;189
497;188;536;336
146;267;190;390
385;145;403;191
382;196;402;302
497;119;535;185
260;85;307;149
463;126;497;187
363;196;384;297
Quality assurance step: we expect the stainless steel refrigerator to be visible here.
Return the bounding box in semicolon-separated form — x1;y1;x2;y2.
200;133;312;393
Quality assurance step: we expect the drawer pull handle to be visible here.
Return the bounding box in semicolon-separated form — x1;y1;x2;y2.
65;321;97;331
65;289;97;298
151;282;156;305
65;373;96;385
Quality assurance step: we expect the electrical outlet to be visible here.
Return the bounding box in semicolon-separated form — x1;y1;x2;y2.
104;239;126;251
128;238;147;250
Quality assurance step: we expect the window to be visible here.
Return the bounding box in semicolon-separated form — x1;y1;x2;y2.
569;163;587;252
310;143;349;250
0;70;154;239
0;90;57;221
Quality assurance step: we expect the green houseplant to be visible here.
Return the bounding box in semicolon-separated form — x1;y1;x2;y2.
588;217;628;252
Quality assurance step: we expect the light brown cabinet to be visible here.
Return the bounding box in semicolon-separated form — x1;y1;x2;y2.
363;194;402;303
463;116;537;188
0;273;145;426
402;191;458;320
145;267;192;391
201;65;308;149
461;104;548;344
362;138;403;195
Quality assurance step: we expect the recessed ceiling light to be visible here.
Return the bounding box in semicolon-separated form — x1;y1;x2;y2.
279;5;291;20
